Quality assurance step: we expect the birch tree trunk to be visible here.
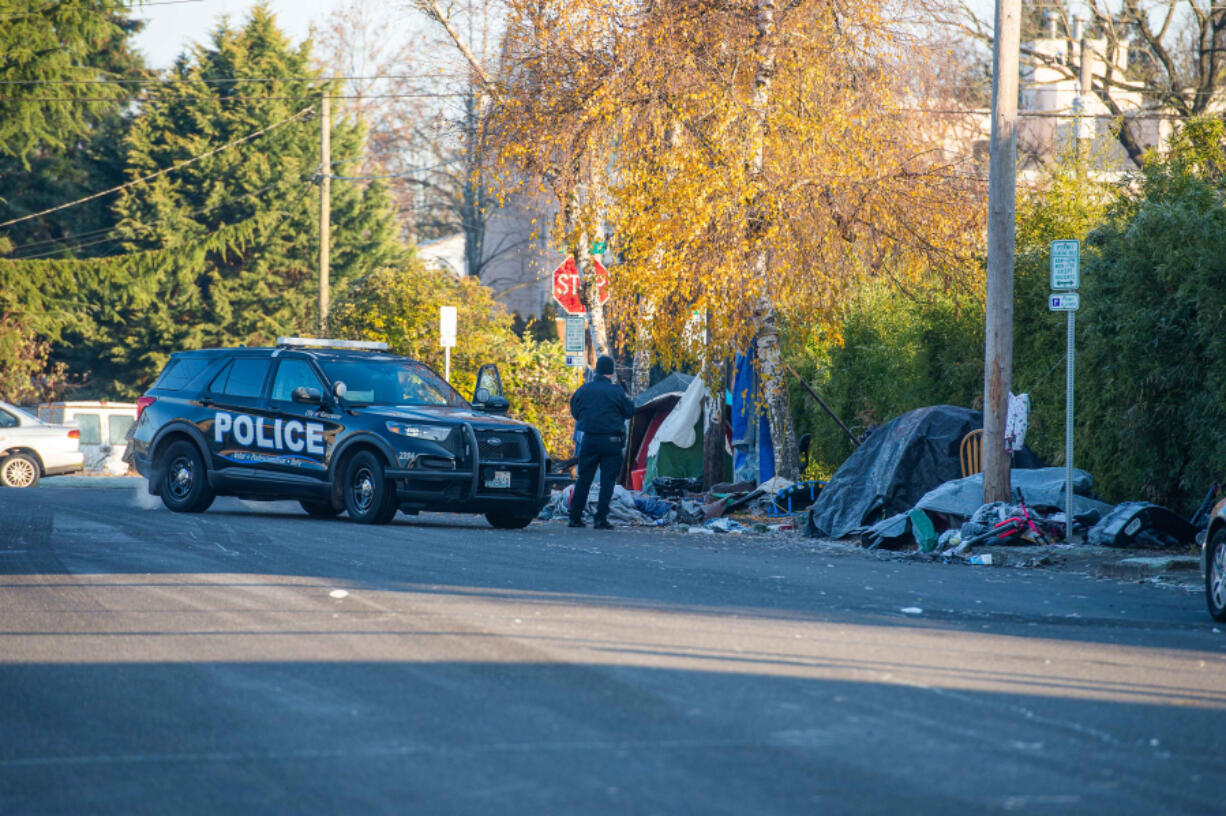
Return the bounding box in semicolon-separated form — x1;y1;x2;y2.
631;297;653;396
747;0;799;481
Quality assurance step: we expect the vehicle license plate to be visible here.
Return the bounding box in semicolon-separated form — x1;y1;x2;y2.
486;470;511;488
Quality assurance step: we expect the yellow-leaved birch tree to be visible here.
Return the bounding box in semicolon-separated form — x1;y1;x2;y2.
603;0;984;479
417;0;984;476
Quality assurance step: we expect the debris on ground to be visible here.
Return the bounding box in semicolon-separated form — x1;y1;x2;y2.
1086;502;1199;549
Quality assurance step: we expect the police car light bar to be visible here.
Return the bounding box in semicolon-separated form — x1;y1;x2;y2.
276;337;390;351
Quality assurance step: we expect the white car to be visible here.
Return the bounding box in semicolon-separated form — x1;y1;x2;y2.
0;401;85;488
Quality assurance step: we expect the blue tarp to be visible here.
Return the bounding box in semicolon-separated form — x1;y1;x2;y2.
731;346;774;484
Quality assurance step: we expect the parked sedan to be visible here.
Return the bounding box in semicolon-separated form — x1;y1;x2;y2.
0;401;85;488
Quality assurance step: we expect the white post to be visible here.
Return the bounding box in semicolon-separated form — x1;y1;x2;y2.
440;305;458;383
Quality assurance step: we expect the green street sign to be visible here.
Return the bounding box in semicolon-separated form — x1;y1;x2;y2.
1050;239;1080;290
590;240;607;255
564;314;586;355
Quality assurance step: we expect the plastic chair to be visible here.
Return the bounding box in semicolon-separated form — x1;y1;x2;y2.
960;429;983;478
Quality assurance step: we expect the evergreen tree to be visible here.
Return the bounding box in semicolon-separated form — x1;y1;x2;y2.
0;1;137;163
111;4;405;350
0;2;147;259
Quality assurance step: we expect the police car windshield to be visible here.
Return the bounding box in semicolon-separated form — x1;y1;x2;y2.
319;359;467;408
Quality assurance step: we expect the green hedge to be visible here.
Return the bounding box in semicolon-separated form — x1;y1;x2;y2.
787;122;1226;513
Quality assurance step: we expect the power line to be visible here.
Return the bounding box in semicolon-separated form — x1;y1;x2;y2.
8;175;318;262
0;74;460;87
0;92;468;102
0;105;314;231
6;174;295;259
900;107;1201;120
10;176;315;260
0;0;204;20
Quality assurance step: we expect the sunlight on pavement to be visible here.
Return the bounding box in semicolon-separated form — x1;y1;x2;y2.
2;572;1225;709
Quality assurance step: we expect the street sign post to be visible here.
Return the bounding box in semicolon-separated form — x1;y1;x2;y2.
440;305;457;382
1050;240;1081;539
563;314;586;368
552;257;609;315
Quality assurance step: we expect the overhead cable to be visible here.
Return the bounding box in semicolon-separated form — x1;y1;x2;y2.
0;92;467;102
0;73;458;86
0;0;203;20
0;105;314;230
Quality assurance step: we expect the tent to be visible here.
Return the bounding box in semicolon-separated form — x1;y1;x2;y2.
805;405;1042;540
623;373;704;490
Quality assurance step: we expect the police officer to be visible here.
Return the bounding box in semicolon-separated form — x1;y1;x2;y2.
568;355;634;529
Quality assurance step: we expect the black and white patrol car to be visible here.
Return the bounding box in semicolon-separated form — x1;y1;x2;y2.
129;338;568;527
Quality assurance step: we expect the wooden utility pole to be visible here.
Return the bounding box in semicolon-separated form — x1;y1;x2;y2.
982;0;1021;504
319;94;331;333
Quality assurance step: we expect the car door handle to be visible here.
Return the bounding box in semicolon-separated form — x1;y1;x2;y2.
199;398;214;408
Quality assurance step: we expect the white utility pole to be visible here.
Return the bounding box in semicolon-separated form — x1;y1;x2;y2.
983;0;1022;504
319;94;331;333
1077;18;1093;165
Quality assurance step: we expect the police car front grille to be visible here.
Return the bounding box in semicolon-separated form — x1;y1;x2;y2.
474;430;530;462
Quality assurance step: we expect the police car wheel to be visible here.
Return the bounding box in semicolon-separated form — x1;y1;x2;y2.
485;512;535;530
159;440;215;513
343;450;397;525
300;500;342;518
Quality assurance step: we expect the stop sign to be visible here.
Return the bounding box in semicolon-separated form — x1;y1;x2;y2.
552;256;609;315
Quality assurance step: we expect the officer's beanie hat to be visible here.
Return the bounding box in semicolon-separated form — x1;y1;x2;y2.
595;355;615;375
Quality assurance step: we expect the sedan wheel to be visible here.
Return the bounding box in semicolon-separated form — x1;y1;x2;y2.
0;454;40;488
1209;531;1226;622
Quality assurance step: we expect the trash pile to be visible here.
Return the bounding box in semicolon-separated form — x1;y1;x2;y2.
543;391;1212;553
539;370;823;533
538;474;823;533
801;403;1209;560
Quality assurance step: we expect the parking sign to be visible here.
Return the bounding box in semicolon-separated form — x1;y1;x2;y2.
1050;240;1080;290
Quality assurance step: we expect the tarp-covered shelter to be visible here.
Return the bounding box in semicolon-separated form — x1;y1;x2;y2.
806;405;1041;540
623;374;704;490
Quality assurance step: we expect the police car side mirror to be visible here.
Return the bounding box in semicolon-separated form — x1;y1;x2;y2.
471;386;509;414
292;386;324;405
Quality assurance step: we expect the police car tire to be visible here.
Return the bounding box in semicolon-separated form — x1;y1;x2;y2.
159;440;215;513
343;450;397;525
300;500;342;518
485;512;535;530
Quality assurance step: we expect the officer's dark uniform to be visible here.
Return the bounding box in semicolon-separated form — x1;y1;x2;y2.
568;356;634;528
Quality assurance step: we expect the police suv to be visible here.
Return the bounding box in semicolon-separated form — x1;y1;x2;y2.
129;338;566;527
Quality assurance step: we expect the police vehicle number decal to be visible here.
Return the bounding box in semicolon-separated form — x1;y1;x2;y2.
214;412;326;456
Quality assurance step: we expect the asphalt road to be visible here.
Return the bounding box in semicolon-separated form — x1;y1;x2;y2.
2;484;1225;815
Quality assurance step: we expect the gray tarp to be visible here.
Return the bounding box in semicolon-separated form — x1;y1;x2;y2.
860;467;1115;540
634;373;694;409
805;405;985;539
